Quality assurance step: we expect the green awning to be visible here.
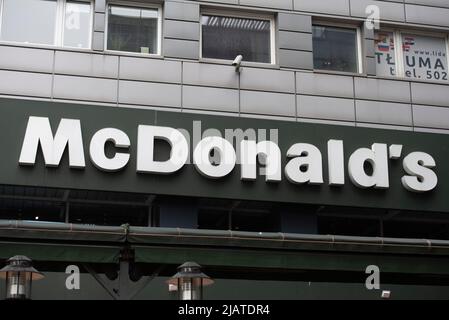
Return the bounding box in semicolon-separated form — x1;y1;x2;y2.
0;241;121;263
133;245;449;275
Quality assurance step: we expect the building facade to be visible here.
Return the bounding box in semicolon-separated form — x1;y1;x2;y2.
0;0;449;300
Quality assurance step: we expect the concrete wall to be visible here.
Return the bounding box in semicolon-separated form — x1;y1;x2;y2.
0;0;448;134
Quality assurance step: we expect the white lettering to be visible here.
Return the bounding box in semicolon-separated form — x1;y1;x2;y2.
401;152;438;192
89;128;130;172
19;117;85;168
285;143;323;185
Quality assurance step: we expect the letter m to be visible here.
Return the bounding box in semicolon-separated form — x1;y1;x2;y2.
19;116;85;168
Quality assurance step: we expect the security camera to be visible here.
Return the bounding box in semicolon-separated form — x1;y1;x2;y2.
232;55;243;72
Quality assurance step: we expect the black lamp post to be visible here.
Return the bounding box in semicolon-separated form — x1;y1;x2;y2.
0;256;44;300
167;262;214;300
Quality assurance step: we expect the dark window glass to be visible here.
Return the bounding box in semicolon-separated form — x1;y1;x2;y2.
232;210;280;233
313;25;358;73
198;209;229;230
201;15;272;63
69;203;148;226
107;5;158;54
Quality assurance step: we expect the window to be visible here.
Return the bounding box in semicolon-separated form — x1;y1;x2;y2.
106;5;161;55
375;30;449;82
63;1;92;48
312;25;360;73
0;0;92;48
374;31;396;77
201;13;275;64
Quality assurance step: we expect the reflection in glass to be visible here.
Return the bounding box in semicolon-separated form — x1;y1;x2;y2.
201;15;272;63
63;1;92;48
0;0;58;45
107;5;159;54
313;25;358;73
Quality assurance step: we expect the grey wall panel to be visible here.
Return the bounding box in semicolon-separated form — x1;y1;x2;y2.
119;57;181;83
350;0;405;21
95;0;106;13
405;4;449;27
239;0;292;10
279;50;313;70
298;95;355;121
92;31;105;51
196;0;238;4
164;39;199;60
405;0;449;8
94;13;105;32
356;100;413;126
298;117;356;127
53;75;117;103
183;62;239;89
279;31;313;52
411;83;449;107
240;91;296;117
164;20;200;41
414;127;449;135
240;68;295;93
365;57;377;76
297;72;354;98
54;51;119;78
293;0;350;16
413;105;449;129
0;46;54;73
0;70;52;98
364;39;375;58
363;23;374;41
119;81;181;107
278;13;312;33
183;86;239;112
357;123;414;132
240;113;296;122
354;78;411;103
165;1;199;22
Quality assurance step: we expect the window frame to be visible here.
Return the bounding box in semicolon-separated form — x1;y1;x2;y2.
312;22;363;74
375;27;449;82
199;9;277;66
0;0;93;49
104;1;162;57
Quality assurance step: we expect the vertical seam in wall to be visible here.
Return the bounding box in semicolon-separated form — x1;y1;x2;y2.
294;71;298;122
291;0;294;11
403;1;407;23
238;72;241;116
409;81;415;132
116;56;120;107
352;76;357;127
348;0;352;17
51;50;56;100
181;61;184;112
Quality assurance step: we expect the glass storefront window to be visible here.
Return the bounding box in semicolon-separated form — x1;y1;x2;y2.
312;25;359;73
201;14;273;64
0;0;92;48
402;34;448;82
374;31;396;77
106;5;159;54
